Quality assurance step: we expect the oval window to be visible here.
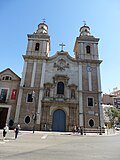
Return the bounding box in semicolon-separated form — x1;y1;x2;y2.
25;116;30;124
89;119;94;127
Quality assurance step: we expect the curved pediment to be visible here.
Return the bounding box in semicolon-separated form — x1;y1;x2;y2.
48;51;76;62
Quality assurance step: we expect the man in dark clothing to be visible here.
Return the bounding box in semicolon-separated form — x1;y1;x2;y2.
14;125;19;139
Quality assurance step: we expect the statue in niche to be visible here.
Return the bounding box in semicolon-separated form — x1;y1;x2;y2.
71;89;75;99
46;89;50;97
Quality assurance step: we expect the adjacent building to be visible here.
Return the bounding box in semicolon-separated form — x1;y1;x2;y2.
103;88;120;108
0;68;20;129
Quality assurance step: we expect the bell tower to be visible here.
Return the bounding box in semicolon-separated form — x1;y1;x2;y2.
26;21;50;57
73;23;103;130
74;24;99;60
15;21;50;128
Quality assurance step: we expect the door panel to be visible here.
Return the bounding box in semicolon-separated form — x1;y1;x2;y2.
52;109;66;131
0;108;8;129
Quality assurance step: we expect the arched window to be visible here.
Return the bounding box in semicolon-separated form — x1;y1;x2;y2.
86;45;91;53
2;76;12;80
35;43;40;51
57;82;64;94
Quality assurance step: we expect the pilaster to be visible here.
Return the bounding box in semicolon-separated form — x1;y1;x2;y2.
30;61;37;87
78;64;83;126
37;60;46;124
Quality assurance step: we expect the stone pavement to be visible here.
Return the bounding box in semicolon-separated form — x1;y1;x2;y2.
0;128;118;142
0;129;120;160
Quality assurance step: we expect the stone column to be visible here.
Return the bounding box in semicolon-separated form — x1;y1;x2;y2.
27;40;33;55
14;61;27;123
20;61;27;87
93;43;98;59
97;65;101;92
30;61;37;87
78;64;83;126
97;65;104;127
14;89;23;123
80;43;84;59
37;60;46;124
88;71;92;91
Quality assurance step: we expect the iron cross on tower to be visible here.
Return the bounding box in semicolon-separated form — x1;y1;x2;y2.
59;43;65;52
42;18;46;23
83;20;86;26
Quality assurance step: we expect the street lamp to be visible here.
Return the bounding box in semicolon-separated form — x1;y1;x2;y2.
32;91;37;134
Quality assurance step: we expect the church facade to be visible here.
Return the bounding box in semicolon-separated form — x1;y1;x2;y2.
13;22;103;132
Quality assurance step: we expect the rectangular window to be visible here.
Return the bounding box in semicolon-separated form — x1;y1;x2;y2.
88;97;93;107
11;89;17;100
0;89;8;102
27;93;33;102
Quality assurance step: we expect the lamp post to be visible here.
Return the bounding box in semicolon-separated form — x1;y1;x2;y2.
32;91;37;134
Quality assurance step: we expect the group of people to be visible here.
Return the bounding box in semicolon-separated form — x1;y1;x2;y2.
72;125;83;135
3;123;20;140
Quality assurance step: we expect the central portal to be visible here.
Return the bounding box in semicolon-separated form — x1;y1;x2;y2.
52;109;66;132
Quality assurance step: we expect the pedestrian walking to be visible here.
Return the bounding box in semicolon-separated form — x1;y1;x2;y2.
80;127;83;135
3;124;9;140
14;125;19;139
72;125;77;134
77;126;80;134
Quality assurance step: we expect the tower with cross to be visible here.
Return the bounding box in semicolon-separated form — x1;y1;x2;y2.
83;20;86;26
42;18;46;23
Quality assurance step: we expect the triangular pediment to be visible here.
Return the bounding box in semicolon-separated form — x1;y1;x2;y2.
0;68;21;81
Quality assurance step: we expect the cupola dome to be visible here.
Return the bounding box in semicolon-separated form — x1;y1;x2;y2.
37;22;48;34
80;25;90;36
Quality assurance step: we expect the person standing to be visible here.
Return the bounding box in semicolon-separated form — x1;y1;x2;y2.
14;125;19;139
80;127;83;135
17;123;21;132
3;124;9;140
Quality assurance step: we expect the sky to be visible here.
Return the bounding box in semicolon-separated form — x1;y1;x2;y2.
0;0;120;94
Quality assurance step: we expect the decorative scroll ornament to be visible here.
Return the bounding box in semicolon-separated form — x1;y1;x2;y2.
54;58;69;71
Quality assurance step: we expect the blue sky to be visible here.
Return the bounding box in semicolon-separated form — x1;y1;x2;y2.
0;0;120;94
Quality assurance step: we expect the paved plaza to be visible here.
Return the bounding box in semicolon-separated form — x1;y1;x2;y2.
0;130;120;160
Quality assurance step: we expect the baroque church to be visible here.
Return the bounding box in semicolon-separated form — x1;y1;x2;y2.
0;21;104;132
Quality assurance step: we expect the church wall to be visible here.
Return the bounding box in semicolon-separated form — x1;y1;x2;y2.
91;64;98;91
82;64;89;91
40;55;80;131
18;89;40;130
82;92;100;128
34;61;42;88
45;57;79;87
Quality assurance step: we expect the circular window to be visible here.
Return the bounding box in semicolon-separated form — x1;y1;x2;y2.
25;116;30;124
89;119;94;127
